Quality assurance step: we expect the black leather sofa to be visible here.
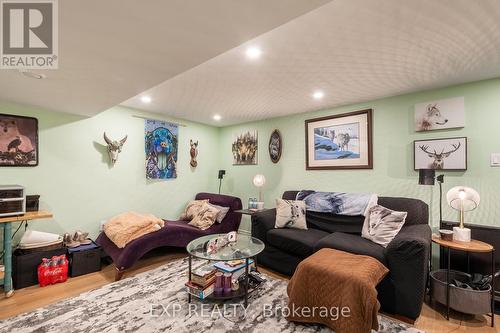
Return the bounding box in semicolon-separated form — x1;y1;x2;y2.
251;191;431;321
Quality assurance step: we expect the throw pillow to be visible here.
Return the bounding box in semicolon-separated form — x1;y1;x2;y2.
188;202;221;230
275;199;307;230
362;205;407;247
208;203;230;223
180;199;209;221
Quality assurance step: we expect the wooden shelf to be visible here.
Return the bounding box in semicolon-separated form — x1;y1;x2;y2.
432;234;494;253
0;211;53;224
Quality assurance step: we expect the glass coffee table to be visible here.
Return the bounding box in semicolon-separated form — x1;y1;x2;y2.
186;233;265;307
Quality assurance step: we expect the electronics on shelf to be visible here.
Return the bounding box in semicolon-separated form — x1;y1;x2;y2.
0;185;26;217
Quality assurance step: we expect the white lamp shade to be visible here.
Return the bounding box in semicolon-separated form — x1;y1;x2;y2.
253;174;266;187
446;186;480;212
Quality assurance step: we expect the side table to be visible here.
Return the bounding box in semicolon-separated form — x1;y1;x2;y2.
234;209;270;216
431;234;495;327
0;211;53;297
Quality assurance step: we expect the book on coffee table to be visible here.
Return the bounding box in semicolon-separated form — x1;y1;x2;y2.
213;259;254;273
185;281;214;300
191;264;217;287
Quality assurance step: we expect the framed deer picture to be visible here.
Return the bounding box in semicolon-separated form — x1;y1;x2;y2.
305;109;373;170
414;137;467;171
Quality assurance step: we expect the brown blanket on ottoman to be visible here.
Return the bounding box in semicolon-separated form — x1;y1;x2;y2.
287;248;389;333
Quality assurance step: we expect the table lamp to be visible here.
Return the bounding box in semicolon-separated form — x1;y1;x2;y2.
253;174;266;202
446;186;480;242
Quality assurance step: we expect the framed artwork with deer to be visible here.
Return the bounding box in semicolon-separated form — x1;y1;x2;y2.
305;109;373;170
414;137;467;171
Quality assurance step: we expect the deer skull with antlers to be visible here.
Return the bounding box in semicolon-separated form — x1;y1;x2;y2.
104;132;128;165
419;142;461;169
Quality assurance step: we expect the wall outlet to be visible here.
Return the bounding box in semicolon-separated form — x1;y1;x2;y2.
491;153;500;167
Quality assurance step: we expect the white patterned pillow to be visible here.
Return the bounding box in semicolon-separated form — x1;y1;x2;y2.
275;199;307;230
188;202;220;230
208;203;230;223
362;205;407;247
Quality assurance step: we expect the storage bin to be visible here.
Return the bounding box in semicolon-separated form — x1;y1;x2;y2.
430;269;491;315
12;247;68;289
68;241;102;277
26;195;40;212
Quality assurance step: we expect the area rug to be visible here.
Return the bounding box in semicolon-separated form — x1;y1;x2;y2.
0;258;424;333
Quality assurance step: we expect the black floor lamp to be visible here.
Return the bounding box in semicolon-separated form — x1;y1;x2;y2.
419;169;445;224
218;170;226;194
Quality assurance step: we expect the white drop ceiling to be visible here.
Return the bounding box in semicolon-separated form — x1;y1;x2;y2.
0;0;330;116
123;0;500;126
2;0;500;126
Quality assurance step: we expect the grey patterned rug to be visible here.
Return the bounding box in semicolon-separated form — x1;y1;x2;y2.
0;258;423;333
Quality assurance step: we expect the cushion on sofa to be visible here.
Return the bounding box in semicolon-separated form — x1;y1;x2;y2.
180;199;209;220
188;202;220;230
305;211;364;234
362;205;407;247
378;197;427;226
314;232;387;265
267;228;329;257
281;191;367;234
283;192;429;230
208;203;230;223
275;199;307;230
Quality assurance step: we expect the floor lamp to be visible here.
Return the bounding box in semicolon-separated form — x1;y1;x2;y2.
218;170;226;194
418;169;444;224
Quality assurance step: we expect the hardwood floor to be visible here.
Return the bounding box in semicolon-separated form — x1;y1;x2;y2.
0;251;497;332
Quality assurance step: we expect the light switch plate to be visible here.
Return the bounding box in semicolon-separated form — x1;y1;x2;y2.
491;153;500;167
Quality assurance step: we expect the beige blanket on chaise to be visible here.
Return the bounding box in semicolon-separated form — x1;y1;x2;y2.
104;212;164;248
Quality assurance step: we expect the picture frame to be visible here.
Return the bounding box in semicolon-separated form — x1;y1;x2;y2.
0;114;39;167
232;130;258;165
145;119;178;179
268;129;282;163
414;137;467;171
414;96;465;132
305;109;373;170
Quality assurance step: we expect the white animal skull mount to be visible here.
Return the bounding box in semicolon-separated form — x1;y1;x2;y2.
103;132;127;165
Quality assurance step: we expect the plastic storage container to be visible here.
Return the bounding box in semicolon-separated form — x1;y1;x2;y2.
68;241;102;277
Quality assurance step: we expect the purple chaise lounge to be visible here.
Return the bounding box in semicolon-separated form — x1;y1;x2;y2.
96;192;243;280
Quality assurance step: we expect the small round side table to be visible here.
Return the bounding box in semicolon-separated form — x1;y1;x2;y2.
431;234;495;327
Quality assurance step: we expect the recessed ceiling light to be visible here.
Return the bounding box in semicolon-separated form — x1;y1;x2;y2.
213;114;222;121
245;47;262;60
140;96;152;104
312;91;325;100
19;69;46;80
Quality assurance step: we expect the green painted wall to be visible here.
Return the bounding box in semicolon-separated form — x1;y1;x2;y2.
2;78;499;243
0;104;220;239
219;78;500;233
